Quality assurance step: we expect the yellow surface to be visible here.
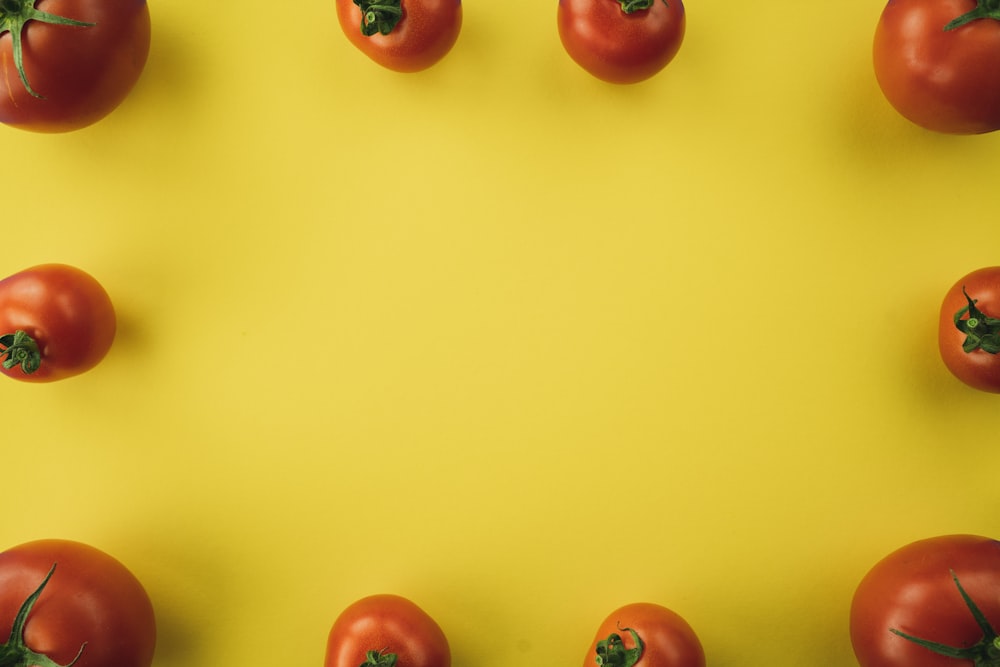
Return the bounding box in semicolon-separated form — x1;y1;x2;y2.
4;1;1000;665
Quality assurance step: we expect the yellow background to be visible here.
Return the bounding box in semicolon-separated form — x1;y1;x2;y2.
4;1;1000;665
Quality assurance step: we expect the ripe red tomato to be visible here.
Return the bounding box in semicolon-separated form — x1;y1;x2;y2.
850;535;1000;667
334;0;462;73
583;602;705;667
325;594;451;667
0;0;151;132
557;0;685;84
0;539;156;667
0;263;116;383
872;0;1000;134
938;266;1000;393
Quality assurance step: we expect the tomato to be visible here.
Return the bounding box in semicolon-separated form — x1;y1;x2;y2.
557;0;685;84
0;0;151;133
0;539;156;667
0;263;116;383
872;0;1000;134
335;0;461;73
850;535;1000;667
937;266;1000;393
583;602;705;667
325;594;450;667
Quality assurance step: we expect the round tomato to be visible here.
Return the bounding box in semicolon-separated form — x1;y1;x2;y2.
0;0;151;133
325;594;450;667
850;535;1000;667
0;263;116;383
0;539;156;667
583;602;705;667
938;266;1000;393
335;0;461;73
872;0;1000;134
557;0;685;84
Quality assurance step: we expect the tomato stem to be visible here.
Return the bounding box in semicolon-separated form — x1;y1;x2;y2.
0;564;86;667
890;571;1000;667
0;0;95;98
615;0;668;14
953;288;1000;354
352;0;402;36
0;330;41;374
360;649;398;667
945;0;1000;30
594;628;644;667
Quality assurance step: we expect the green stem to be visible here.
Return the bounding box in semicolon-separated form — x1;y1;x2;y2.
890;571;1000;667
0;0;95;98
594;628;644;667
352;0;402;36
0;564;86;667
359;649;397;667
945;0;1000;30
0;330;41;375
953;288;1000;354
616;0;667;14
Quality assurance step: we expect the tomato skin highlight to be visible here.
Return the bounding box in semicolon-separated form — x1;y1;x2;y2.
938;267;1000;393
334;0;462;73
557;0;685;84
0;263;116;383
0;0;151;132
325;594;451;667
0;539;156;667
873;0;1000;134
583;602;705;667
850;535;1000;667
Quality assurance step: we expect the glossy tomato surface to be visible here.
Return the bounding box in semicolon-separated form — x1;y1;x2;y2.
335;0;462;72
0;0;151;132
557;0;685;84
873;0;1000;134
325;594;450;667
0;263;116;382
938;266;1000;392
850;535;1000;667
583;602;705;667
0;539;156;667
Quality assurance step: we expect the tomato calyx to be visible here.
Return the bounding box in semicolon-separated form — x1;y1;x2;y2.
0;330;40;375
352;0;402;36
594;627;644;667
0;0;95;98
953;288;1000;354
890;571;1000;666
615;0;668;14
0;564;86;667
359;649;397;667
945;0;1000;31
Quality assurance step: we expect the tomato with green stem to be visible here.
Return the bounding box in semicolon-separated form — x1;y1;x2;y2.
558;0;685;84
335;0;462;72
325;595;450;667
873;0;1000;134
583;602;704;667
938;267;1000;392
0;264;116;383
0;539;156;667
0;0;151;132
851;535;1000;667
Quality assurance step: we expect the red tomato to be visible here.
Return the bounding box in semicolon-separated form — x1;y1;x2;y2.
0;0;151;133
335;0;461;73
0;263;116;383
850;535;1000;667
583;602;705;667
325;594;450;667
938;266;1000;393
557;0;685;84
872;0;1000;134
0;539;156;667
